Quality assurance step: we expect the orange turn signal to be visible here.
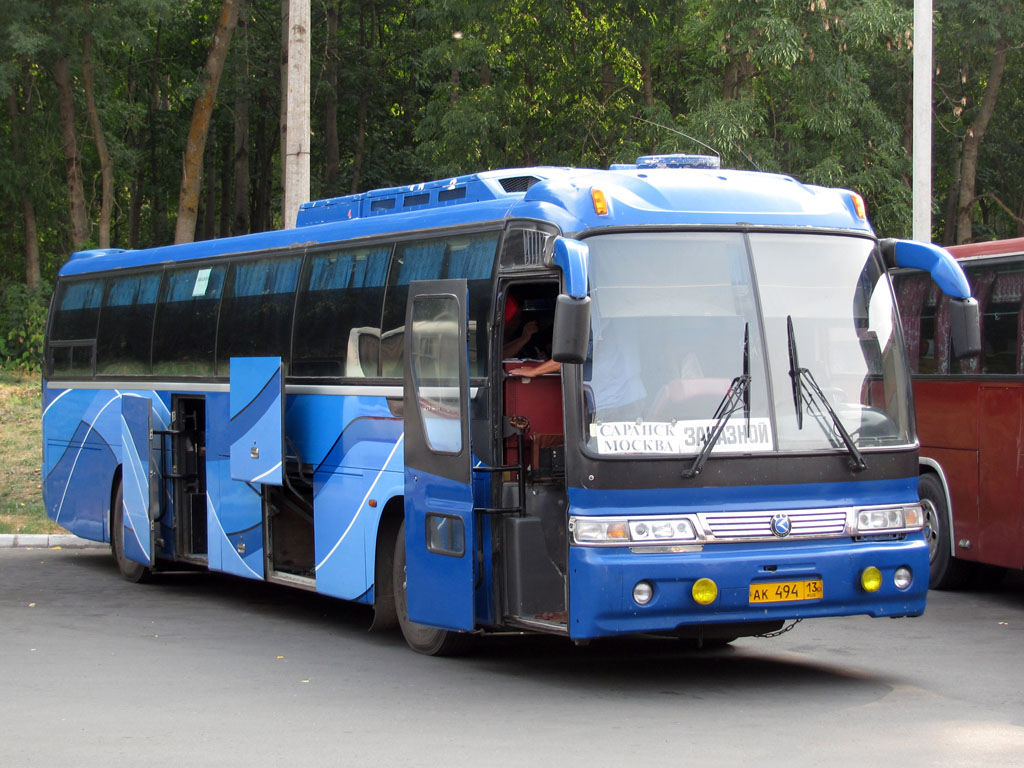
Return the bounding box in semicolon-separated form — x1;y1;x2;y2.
850;192;867;221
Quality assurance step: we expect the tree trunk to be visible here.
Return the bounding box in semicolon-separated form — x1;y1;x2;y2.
955;39;1008;244
220;127;232;237
54;55;91;250
641;48;655;153
351;89;368;194
202;122;218;240
82;9;114;249
174;0;239;244
21;198;40;289
350;0;373;194
232;0;250;235
6;90;40;289
323;0;339;196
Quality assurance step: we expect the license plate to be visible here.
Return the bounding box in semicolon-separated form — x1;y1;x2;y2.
749;579;823;603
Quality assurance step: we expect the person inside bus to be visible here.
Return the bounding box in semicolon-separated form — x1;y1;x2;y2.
503;293;554;362
507;302;646;423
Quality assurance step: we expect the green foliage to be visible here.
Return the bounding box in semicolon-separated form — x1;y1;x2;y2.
0;281;51;371
0;0;1022;276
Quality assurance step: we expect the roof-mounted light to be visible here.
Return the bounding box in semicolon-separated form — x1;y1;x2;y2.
635;154;721;170
591;188;609;216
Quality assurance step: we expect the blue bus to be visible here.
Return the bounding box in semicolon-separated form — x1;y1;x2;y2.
42;155;979;654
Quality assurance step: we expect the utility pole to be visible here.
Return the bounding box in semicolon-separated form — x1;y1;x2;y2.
283;0;310;229
912;0;933;242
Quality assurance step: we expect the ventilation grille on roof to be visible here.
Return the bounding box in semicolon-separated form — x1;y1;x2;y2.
499;176;540;193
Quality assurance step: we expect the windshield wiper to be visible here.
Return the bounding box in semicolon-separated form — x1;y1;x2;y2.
682;325;750;479
786;316;867;473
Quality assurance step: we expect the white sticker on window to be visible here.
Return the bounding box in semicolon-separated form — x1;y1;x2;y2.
590;418;773;455
192;268;212;297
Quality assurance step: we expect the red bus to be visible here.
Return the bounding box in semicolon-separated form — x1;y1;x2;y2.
895;237;1024;588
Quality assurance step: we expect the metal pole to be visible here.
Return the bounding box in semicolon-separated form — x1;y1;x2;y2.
912;0;933;242
283;0;310;229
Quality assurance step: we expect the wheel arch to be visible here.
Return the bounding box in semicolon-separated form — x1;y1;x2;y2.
108;465;123;544
369;494;404;631
919;458;955;561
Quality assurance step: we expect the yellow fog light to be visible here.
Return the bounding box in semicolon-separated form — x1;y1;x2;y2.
692;577;718;605
860;566;883;593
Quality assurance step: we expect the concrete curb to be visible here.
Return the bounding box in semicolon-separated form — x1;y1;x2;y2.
0;534;107;549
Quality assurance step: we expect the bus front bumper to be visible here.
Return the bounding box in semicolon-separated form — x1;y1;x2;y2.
566;536;929;640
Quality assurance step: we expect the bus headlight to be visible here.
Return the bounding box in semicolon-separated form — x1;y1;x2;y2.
570;516;699;545
854;504;923;533
572;520;629;543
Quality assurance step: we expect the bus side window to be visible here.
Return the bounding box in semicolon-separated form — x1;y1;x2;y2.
379;233;498;379
49;278;104;378
291;246;391;379
152;266;225;377
96;272;160;376
215;256;302;376
895;273;932;374
981;270;1024;375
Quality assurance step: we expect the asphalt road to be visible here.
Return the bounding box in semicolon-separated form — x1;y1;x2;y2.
2;547;1022;767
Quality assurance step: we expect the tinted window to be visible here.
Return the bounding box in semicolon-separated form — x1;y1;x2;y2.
96;272;160;375
49;278;104;378
981;270;1024;374
292;246;391;378
894;273;942;374
380;232;498;378
152;265;225;376
51;279;104;342
215;256;301;375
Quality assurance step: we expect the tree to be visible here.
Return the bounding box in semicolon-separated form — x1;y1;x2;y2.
81;0;114;249
53;54;90;250
174;0;239;244
933;0;1023;243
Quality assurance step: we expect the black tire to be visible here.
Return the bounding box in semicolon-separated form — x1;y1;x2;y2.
111;479;152;583
919;473;969;590
393;521;474;656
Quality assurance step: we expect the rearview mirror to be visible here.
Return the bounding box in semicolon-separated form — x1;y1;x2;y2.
949;297;982;359
552;294;591;364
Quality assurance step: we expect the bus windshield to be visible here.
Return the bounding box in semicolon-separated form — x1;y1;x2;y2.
583;231;913;457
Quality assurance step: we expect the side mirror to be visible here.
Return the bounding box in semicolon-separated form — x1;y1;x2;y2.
552;294;591;364
880;238;971;299
949;297;982;359
552;237;589;299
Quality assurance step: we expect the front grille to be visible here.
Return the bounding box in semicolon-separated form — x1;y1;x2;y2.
699;508;849;540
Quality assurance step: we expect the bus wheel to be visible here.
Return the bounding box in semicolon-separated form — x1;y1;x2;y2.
111;480;152;584
919;473;969;590
392;521;473;656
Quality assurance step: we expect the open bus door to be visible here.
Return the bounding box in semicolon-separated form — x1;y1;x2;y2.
120;395;159;566
402;279;476;632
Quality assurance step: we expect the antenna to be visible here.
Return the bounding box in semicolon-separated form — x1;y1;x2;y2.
634;117;721;162
634;117;764;172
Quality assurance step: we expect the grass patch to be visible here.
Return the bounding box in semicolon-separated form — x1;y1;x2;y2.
0;369;65;534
